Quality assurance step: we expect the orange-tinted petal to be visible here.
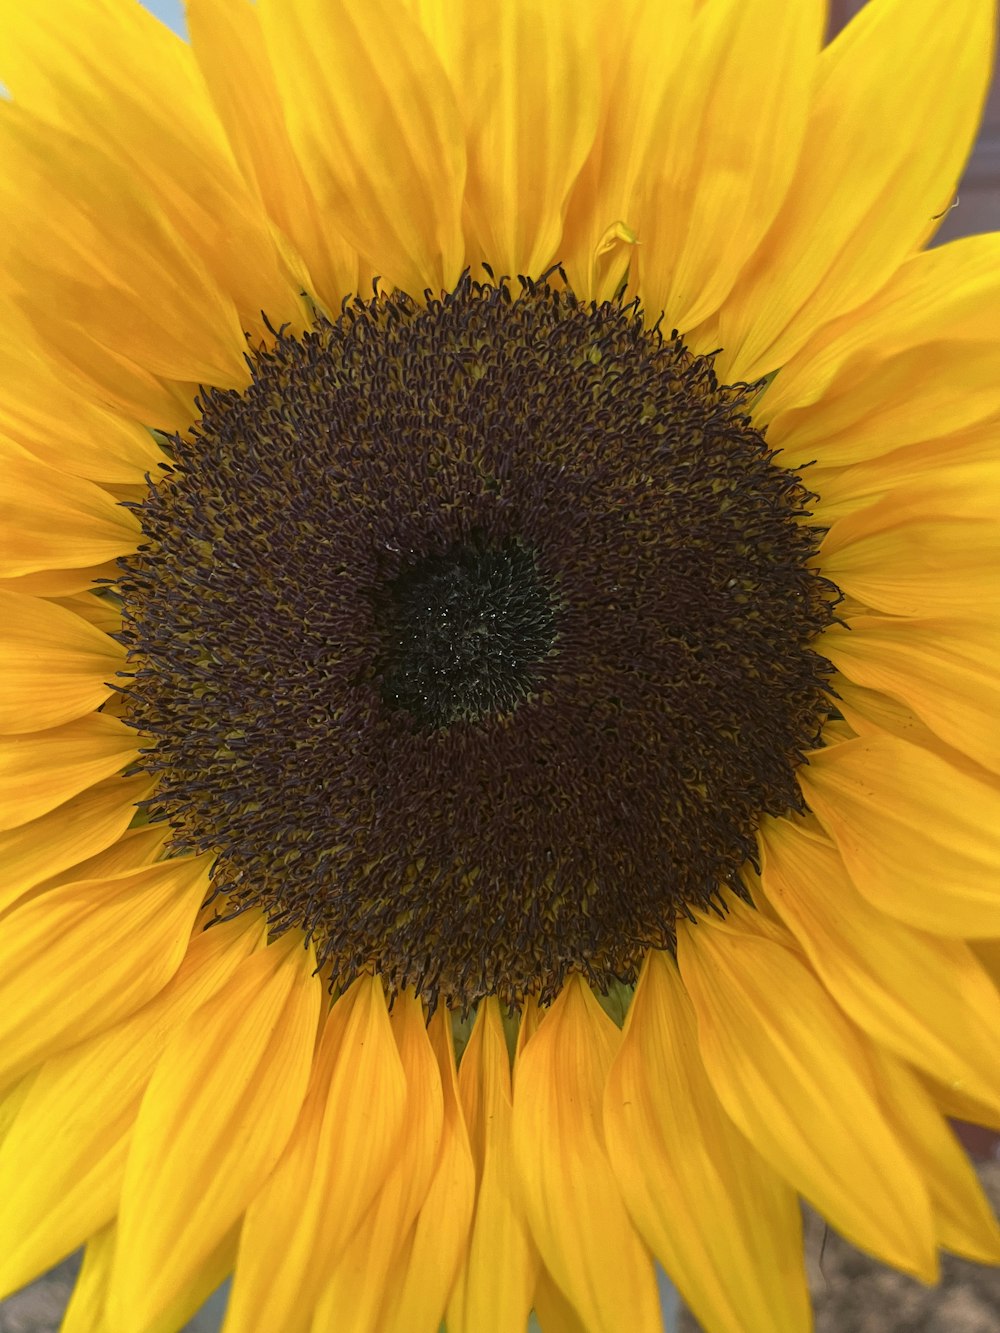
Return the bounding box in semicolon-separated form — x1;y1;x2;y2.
0;713;139;830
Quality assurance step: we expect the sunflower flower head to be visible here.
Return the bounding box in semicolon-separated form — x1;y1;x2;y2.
1;2;999;1332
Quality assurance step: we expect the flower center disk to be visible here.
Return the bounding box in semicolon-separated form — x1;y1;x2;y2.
118;274;837;1009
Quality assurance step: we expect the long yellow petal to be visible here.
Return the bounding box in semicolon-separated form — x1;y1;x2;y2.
511;976;662;1333
805;415;1000;524
715;0;995;380
0;0;304;338
0;772;150;914
0;713;139;830
636;0;823;333
866;1045;1000;1264
605;949;810;1333
0;109;250;391
0;856;210;1092
759;816;1000;1111
259;0;466;296
759;234;1000;466
0;590;123;733
0;310;163;484
188;0;360;312
556;0;691;302
224;975;406;1333
439;0;599;281
677;901;937;1279
0;912;264;1300
801;735;1000;937
819;475;1000;617
108;933;321;1333
823;616;1000;775
0;455;140;578
309;992;444;1333
448;999;539;1333
376;1006;475;1333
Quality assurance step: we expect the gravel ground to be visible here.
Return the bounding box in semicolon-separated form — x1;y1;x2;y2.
2;1164;998;1332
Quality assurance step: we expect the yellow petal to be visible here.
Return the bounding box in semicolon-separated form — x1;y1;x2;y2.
800;734;1000;937
511;976;662;1333
0;590;124;733
0;310;163;484
61;1224;115;1333
0;912;264;1299
531;1266;590;1333
823;616;1000;775
0;713;140;830
867;1045;1000;1264
259;0;465;296
108;933;321;1333
556;0;691;302
0;455;140;578
29;823;167;899
605;949;810;1333
448;998;539;1333
677;901;937;1278
759;816;1000;1111
805;415;1000;524
0;856;210;1092
376;1006;475;1333
442;0;599;281
0;0;304;339
0;561;123;599
759;235;1000;465
636;0;822;333
1;108;250;391
225;975;406;1333
715;0;995;380
0;772;150;915
189;0;364;313
310;992;444;1333
819;475;1000;617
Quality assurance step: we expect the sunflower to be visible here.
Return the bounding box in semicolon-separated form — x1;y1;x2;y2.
1;0;999;1330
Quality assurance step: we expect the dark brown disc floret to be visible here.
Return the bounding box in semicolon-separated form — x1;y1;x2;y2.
117;272;838;1009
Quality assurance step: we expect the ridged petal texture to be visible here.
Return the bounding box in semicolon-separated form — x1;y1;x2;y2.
0;0;999;1329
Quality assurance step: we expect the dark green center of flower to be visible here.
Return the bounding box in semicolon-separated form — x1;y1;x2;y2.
118;272;837;1009
374;536;558;728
